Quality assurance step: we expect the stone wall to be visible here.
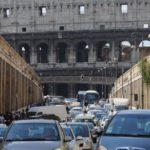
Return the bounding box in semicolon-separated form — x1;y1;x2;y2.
110;55;150;109
0;0;149;33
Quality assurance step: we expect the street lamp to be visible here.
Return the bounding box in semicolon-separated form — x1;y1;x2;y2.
21;46;25;59
39;47;42;63
98;68;104;100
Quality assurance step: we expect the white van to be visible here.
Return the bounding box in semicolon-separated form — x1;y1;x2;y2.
28;105;68;121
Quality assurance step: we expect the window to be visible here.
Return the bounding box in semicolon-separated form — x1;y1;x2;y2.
79;5;85;15
134;94;138;101
100;25;105;30
39;6;46;16
22;27;27;32
143;24;149;29
3;8;10;18
121;4;128;14
59;26;64;31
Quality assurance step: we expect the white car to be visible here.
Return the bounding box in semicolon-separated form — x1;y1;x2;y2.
69;107;83;119
67;122;93;150
74;113;95;125
61;124;81;150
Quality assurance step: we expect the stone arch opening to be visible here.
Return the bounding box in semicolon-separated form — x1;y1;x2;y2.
96;41;111;62
139;40;150;58
76;41;89;62
19;44;30;63
120;41;131;61
37;43;48;63
56;42;68;63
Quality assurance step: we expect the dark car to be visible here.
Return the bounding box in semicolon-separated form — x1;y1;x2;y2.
96;110;150;150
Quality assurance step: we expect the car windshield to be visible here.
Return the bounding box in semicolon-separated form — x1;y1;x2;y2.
87;123;94;130
77;94;84;102
95;113;104;119
6;123;60;141
69;124;89;137
85;93;99;104
104;114;150;137
63;127;74;140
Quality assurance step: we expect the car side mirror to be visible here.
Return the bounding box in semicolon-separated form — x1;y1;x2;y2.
64;136;72;142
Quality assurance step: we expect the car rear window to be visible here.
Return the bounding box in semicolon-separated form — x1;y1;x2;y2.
6;123;60;141
68;124;89;137
105;114;150;137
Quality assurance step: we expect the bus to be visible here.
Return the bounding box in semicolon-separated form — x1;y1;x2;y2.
77;90;100;106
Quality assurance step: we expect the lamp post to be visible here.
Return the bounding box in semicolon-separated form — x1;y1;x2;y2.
39;47;42;63
103;66;107;99
21;46;25;59
98;68;103;99
111;57;118;97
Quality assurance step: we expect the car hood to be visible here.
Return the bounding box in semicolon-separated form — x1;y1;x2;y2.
2;141;61;150
101;136;150;149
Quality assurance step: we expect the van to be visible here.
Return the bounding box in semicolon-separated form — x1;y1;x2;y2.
27;105;68;121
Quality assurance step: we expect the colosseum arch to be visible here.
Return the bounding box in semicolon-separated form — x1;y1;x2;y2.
36;43;48;63
18;43;30;63
139;40;150;58
75;41;89;62
119;41;132;61
96;41;111;62
56;42;68;63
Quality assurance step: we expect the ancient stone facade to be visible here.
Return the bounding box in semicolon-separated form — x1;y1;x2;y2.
0;0;150;33
0;0;150;98
110;55;150;109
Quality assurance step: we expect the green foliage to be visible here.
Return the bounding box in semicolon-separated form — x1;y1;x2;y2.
139;58;150;84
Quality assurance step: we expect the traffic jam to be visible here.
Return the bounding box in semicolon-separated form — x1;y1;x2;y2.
0;90;150;150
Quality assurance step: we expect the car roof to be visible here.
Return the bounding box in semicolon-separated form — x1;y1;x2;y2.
66;122;88;125
60;123;72;129
75;114;93;119
117;109;150;115
12;119;57;124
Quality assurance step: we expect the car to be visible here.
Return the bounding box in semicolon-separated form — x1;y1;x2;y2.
0;119;71;150
67;122;93;150
96;110;150;150
61;124;81;150
86;122;99;143
69;106;83;119
74;113;95;125
88;110;106;117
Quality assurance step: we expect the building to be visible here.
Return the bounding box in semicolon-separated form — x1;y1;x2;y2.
110;55;150;109
0;0;150;97
0;36;42;113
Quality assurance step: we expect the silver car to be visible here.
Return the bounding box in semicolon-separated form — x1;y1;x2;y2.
67;122;93;150
61;124;81;150
0;119;71;150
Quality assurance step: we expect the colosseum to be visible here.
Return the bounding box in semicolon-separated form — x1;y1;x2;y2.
0;0;150;98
